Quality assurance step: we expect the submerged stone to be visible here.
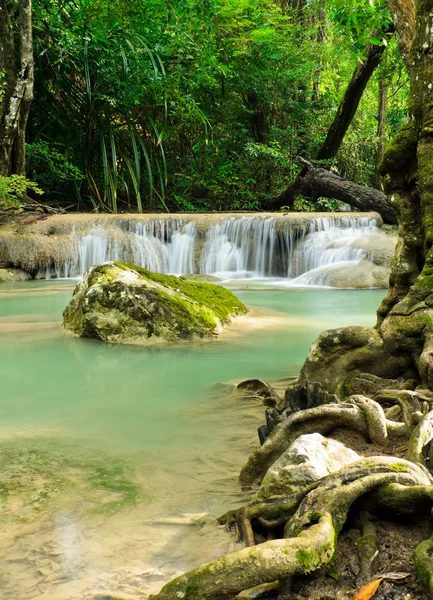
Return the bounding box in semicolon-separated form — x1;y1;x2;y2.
237;378;280;403
62;261;247;344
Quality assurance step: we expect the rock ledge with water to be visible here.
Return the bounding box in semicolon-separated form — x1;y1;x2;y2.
63;261;247;344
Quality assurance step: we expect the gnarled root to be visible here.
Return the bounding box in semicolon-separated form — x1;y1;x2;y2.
240;398;408;487
218;483;319;546
150;458;430;600
407;410;433;467
356;511;378;584
414;535;433;597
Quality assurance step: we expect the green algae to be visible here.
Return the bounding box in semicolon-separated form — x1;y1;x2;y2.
0;437;145;522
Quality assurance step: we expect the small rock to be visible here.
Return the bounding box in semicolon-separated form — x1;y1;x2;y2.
253;433;360;502
237;379;279;404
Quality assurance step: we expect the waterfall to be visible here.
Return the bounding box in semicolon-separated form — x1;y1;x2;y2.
44;214;387;287
46;220;198;279
287;217;376;286
200;217;280;278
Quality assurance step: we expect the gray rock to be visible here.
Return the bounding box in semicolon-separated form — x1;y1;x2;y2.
253;433;360;502
324;259;390;288
350;234;397;267
63;261;247;345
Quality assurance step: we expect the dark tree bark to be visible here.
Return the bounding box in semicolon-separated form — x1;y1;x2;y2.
387;0;415;69
245;92;269;145
373;75;388;189
0;0;34;177
312;3;326;103
284;157;397;224
267;30;393;214
315;34;392;162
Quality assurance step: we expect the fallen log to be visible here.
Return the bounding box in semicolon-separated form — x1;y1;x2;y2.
267;157;397;224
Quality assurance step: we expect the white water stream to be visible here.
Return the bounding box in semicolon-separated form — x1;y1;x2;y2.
45;215;383;286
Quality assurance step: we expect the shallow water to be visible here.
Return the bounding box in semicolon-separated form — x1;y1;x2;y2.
0;281;385;599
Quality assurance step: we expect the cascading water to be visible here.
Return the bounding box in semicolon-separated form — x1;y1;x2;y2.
44;214;388;287
46;220;198;278
287;216;377;286
199;217;282;278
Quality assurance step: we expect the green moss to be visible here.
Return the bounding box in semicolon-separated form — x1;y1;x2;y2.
389;463;409;472
0;438;146;522
380;121;418;174
296;543;333;574
296;548;320;573
86;464;144;514
413;538;433;592
114;261;247;324
64;261;247;344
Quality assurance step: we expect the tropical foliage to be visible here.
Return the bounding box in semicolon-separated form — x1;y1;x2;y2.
25;0;409;212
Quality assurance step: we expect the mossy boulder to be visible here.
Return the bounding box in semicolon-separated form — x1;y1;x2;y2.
0;268;31;282
63;261;247;344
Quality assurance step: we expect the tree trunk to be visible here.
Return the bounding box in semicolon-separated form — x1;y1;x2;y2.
245;92;269;145
0;0;34;177
267;30;393;213
312;4;325;103
288;0;433;408
282;158;396;224
373;75;388;189
387;0;415;69
316;33;391;162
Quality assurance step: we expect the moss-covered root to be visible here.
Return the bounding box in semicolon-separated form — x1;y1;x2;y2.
149;514;335;600
414;535;433;599
356;511;378;585
285;457;430;539
234;581;279;599
374;389;423;427
239;398;406;488
219;483;318;546
371;483;433;514
240;404;369;487
407;410;433;467
151;458;430;600
348;395;388;445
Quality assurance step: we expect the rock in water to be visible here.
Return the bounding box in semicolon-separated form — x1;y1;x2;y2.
253;433;359;502
63;261;247;344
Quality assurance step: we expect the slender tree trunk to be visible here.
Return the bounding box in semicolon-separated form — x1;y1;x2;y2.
0;0;34;177
312;5;325;103
267;30;393;211
315;34;392;162
245;92;269;145
373;76;388;189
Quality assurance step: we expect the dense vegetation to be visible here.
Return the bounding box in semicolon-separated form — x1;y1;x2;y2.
1;0;409;212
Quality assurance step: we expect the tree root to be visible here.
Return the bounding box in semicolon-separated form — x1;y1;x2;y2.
240;398;408;487
407;410;433;467
414;534;433;596
356;511;378;584
150;458;430;600
218;483;319;546
373;388;429;427
234;581;279;599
